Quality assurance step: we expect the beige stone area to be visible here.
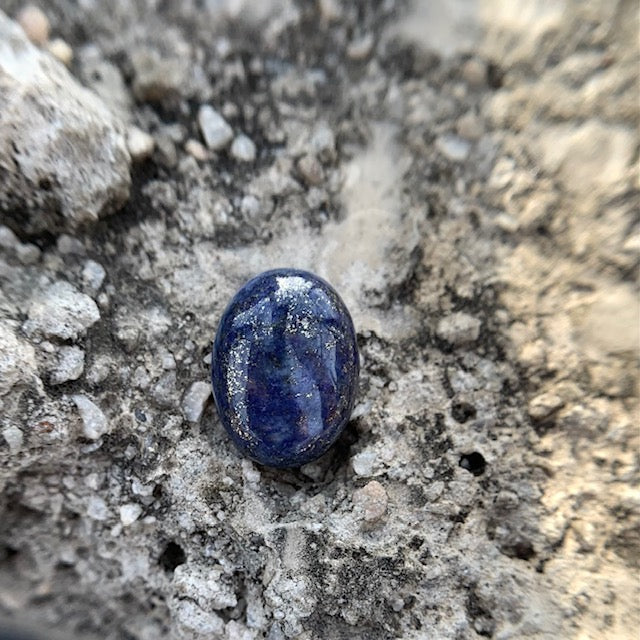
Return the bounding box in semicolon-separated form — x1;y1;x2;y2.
483;1;639;637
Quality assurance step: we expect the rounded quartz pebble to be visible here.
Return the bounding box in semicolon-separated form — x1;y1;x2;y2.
211;269;359;467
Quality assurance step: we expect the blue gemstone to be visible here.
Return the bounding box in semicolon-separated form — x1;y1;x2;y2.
211;269;359;468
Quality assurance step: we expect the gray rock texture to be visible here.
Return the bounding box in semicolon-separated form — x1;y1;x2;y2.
23;280;100;341
0;1;637;639
0;10;130;233
198;105;234;151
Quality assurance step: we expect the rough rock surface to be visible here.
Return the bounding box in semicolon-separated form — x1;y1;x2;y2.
23;280;100;341
0;10;131;233
0;1;637;639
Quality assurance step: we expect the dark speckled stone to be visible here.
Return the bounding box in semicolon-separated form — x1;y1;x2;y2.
211;269;359;468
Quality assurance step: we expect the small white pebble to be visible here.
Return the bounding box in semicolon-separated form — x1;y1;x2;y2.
87;496;109;521
461;58;487;87
436;134;471;162
24;282;101;341
310;124;335;161
119;503;143;526
622;232;640;254
225;620;257;640
490;157;516;190
124;444;138;460
352;450;377;477
390;596;405;612
127;126;155;162
241;459;261;484
0;226;40;264
424;480;444;502
222;101;239;120
56;234;84;254
131;478;155;496
2;425;24;454
297;154;324;186
495;490;519;511
528;392;564;421
58;546;76;565
300;460;325;482
347;33;374;60
160;350;176;371
86;356;111;386
84;472;101;490
17;4;50;45
185;138;210;161
319;0;342;21
72;395;108;440
198;105;233;151
351;400;372;419
82;259;106;291
0;225;19;249
519;341;546;370
97;292;109;310
215;37;232;58
495;212;519;233
51;346;85;385
47;38;73;66
230;134;257;162
131;365;151;390
240;194;260;218
378;443;396;464
15;242;41;265
182;381;211;423
353;480;388;523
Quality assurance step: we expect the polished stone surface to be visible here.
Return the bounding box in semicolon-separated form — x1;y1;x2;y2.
211;269;359;467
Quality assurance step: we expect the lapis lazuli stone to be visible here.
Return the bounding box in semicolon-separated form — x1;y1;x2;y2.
211;269;359;468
